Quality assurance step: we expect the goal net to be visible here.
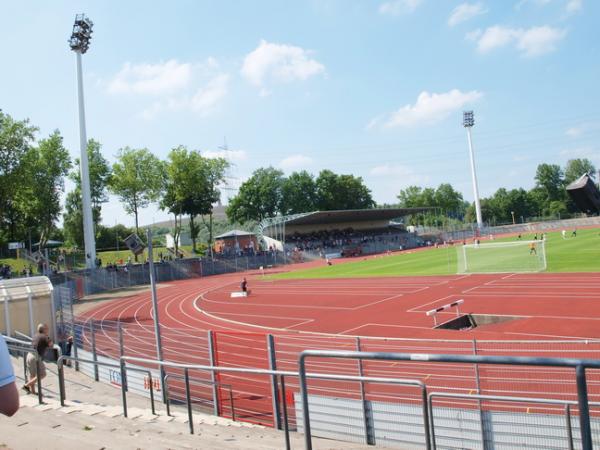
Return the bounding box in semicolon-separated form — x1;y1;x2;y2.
456;240;547;274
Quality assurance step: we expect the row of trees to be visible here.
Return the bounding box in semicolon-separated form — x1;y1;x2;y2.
63;143;229;255
226;168;374;222
395;159;597;226
0;111;229;255
468;160;596;225
1;108;596;255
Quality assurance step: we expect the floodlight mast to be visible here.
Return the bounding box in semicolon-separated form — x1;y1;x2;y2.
463;111;483;230
70;14;96;269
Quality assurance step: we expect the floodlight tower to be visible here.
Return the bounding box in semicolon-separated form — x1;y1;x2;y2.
463;111;483;230
69;14;96;269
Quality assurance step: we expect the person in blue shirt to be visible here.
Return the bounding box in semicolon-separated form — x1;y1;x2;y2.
0;335;19;416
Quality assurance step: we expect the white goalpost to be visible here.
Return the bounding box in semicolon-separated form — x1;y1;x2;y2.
456;240;547;274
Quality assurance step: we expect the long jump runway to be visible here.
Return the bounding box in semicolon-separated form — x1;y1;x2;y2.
79;271;600;426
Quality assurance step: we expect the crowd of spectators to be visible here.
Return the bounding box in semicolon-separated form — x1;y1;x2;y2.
285;227;413;253
216;241;258;258
0;264;12;279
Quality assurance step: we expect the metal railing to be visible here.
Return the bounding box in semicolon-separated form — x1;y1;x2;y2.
120;355;433;449
298;350;600;450
428;392;577;450
163;373;236;422
10;331;600;450
56;355;157;416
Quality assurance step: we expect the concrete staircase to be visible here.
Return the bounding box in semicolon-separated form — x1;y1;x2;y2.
0;357;372;450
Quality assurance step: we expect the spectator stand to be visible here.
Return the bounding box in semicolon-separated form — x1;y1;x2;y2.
258;208;431;262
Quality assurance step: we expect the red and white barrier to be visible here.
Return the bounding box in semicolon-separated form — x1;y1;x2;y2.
426;299;464;326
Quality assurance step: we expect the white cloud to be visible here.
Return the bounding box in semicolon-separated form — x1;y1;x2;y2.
140;73;230;119
108;58;229;120
566;122;600;137
278;154;314;170
202;149;248;162
108;60;193;95
378;0;423;15
475;26;516;53
473;25;566;57
566;125;585;137
515;0;551;10
241;40;325;88
516;26;567;56
370;89;483;129
565;0;582;14
448;3;487;27
190;74;229;113
559;146;600;161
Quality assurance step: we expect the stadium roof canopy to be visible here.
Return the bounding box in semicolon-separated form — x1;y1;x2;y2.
215;229;255;239
279;208;432;226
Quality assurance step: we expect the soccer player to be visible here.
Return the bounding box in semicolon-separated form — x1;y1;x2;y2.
562;230;567;239
529;242;537;255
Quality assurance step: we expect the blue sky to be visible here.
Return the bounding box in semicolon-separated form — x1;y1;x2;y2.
1;0;599;226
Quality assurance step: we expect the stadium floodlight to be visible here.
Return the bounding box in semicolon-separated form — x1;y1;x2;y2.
463;111;483;230
70;14;96;269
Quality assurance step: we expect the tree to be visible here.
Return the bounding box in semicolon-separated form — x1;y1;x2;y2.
109;147;164;235
197;157;229;253
21;131;71;248
0;111;37;242
226;167;285;223
315;170;374;211
564;158;596;185
63;190;84;247
433;183;465;215
96;224;135;251
397;183;465;225
280;170;317;214
63;139;111;246
397;186;424;208
534;163;564;202
161;147;229;254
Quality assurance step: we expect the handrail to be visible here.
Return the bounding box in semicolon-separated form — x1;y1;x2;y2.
4;335;33;346
6;342;43;405
298;350;600;450
14;331;32;341
120;354;431;449
56;355;156;416
163;373;236;422
428;392;577;450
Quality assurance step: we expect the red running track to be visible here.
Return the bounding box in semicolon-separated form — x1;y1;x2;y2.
79;270;600;426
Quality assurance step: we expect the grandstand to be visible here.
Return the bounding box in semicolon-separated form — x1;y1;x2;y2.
259;208;431;261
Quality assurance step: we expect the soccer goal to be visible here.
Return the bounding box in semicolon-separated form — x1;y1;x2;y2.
456;240;547;274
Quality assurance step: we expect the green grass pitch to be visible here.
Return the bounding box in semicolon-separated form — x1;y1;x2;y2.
272;227;600;279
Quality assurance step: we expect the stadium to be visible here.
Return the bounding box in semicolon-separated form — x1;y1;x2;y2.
2;4;600;450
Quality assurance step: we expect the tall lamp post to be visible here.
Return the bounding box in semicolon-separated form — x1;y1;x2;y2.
69;14;97;269
463;111;483;231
